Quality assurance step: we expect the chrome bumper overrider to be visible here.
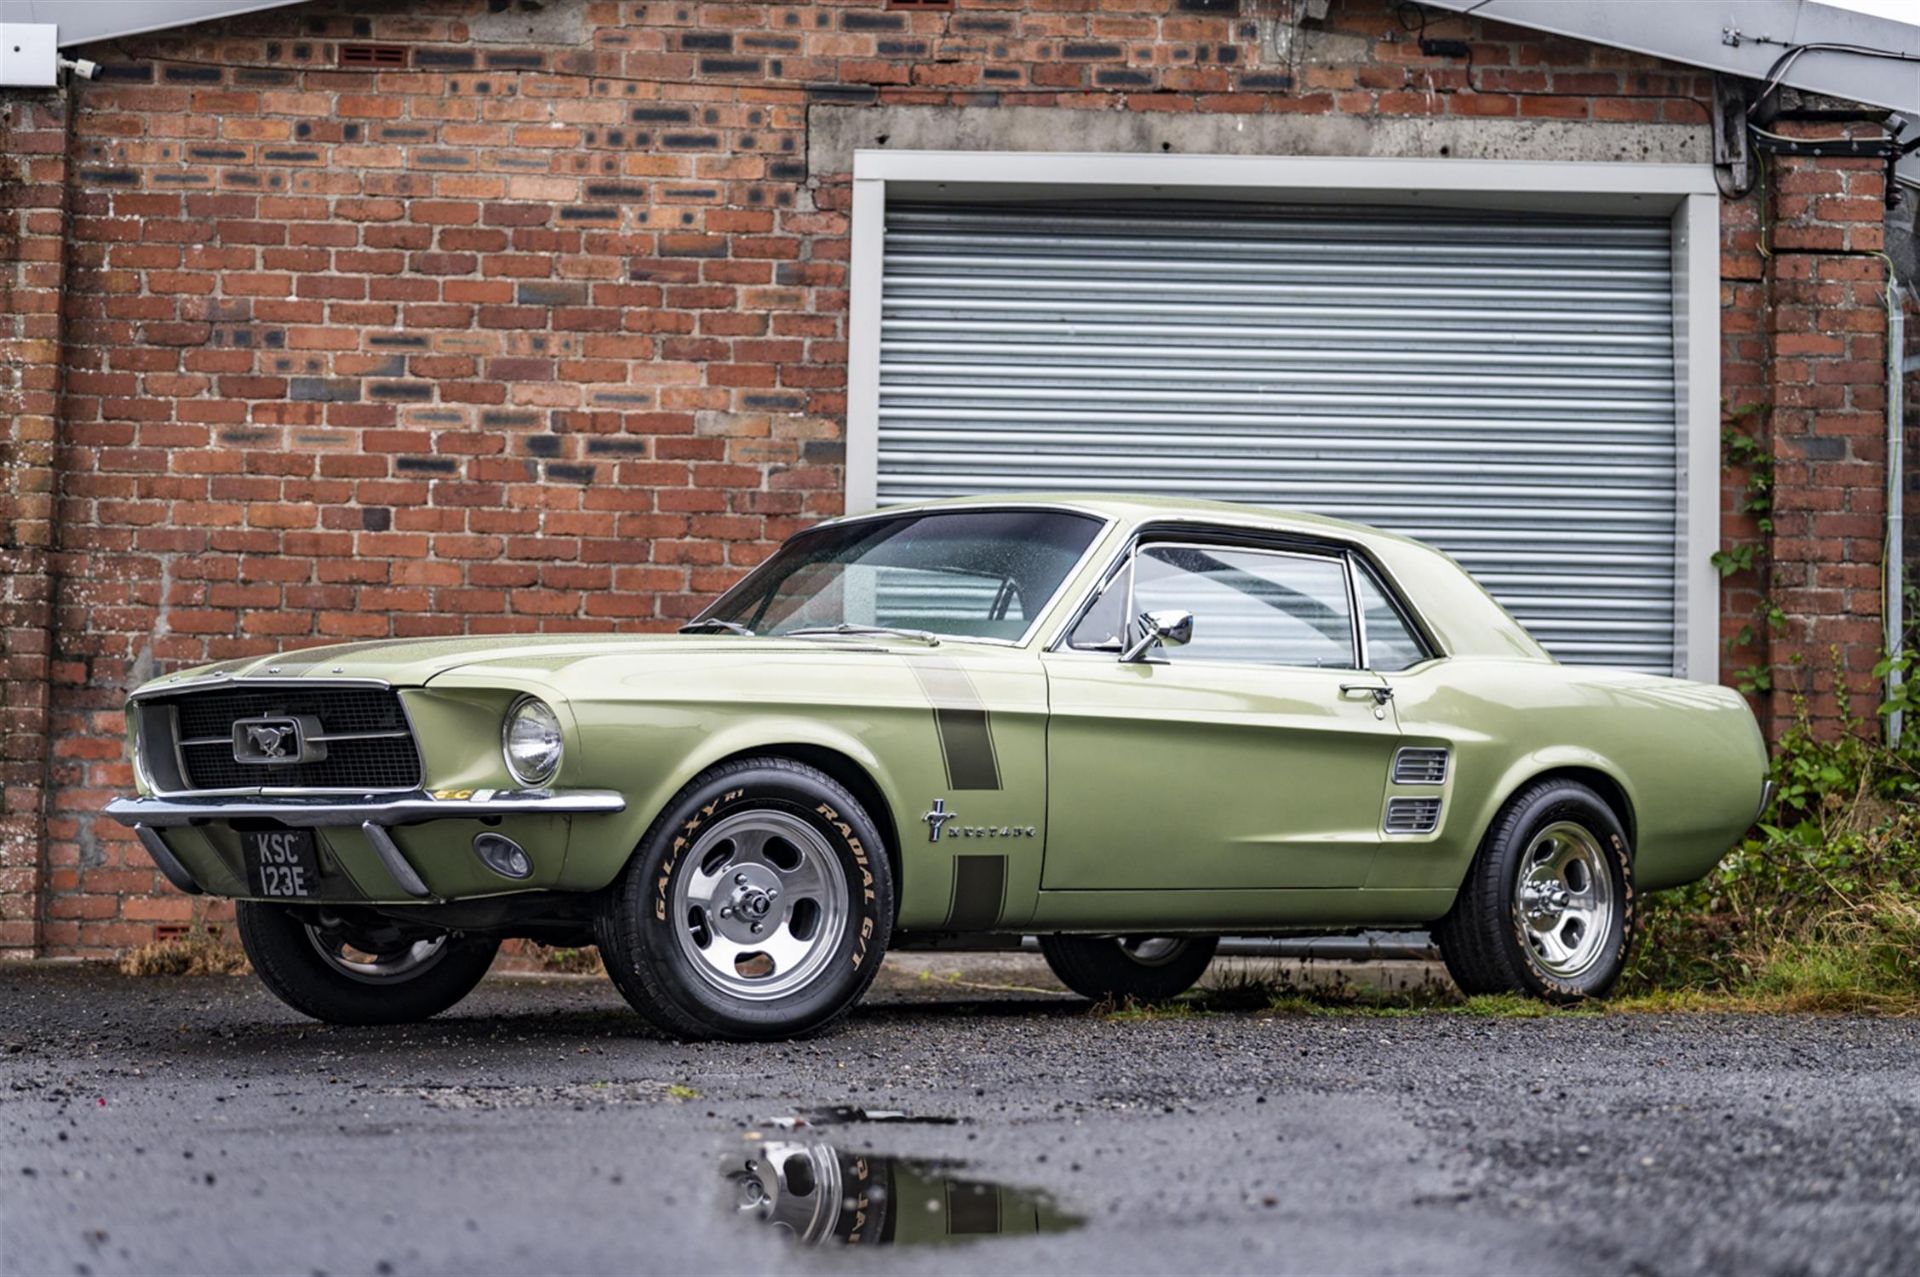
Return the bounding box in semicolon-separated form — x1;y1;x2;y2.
103;788;625;829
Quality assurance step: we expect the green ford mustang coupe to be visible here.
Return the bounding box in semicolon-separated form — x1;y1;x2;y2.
105;496;1769;1039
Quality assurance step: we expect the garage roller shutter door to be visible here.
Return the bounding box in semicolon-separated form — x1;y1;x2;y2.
874;199;1679;672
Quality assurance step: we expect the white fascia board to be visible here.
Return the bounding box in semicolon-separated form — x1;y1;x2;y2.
0;0;314;48
1418;0;1920;114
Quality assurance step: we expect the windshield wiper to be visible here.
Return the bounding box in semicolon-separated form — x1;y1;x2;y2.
678;618;754;636
784;623;942;647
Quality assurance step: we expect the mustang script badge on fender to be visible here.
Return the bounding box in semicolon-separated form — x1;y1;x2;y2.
923;798;1034;843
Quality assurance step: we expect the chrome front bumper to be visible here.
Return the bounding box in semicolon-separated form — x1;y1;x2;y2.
103;787;625;830
105;789;626;900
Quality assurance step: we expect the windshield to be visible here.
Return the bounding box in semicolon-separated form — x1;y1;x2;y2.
702;509;1106;642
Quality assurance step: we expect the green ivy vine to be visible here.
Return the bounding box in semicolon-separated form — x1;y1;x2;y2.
1711;403;1781;695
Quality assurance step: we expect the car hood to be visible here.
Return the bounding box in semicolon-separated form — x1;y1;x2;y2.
130;633;853;695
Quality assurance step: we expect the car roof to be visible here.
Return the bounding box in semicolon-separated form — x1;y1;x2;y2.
826;493;1427;553
826;494;1552;664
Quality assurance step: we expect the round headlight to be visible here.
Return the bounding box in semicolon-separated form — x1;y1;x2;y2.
502;696;564;787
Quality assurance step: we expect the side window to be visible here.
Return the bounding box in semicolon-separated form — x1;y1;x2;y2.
1130;544;1355;667
1354;565;1426;671
1065;560;1132;651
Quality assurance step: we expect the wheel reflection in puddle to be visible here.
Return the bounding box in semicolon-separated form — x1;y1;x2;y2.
725;1139;1083;1247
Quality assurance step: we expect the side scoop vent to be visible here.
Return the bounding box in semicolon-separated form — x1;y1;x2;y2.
1391;747;1449;785
1384;796;1443;835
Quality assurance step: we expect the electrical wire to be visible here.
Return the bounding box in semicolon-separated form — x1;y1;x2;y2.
1743;122;1914;210
1748;122;1858;146
1746;41;1920;122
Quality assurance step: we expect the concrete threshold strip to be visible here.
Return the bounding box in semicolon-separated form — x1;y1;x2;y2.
1016;931;1438;963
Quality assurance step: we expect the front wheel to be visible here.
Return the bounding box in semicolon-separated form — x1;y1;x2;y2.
1039;934;1219;1003
1433;778;1634;1002
235;902;500;1025
594;757;894;1041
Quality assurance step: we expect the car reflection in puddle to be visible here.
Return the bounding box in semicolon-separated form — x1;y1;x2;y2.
772;1105;961;1129
726;1138;1083;1248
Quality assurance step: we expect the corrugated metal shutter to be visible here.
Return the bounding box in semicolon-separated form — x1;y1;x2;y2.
875;199;1678;672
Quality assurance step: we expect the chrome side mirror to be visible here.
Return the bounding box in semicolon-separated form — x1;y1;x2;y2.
1120;609;1193;663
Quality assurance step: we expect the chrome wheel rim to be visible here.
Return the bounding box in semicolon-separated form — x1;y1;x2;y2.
730;1141;843;1244
671;809;849;1002
1118;937;1186;966
304;925;448;985
1514;821;1615;980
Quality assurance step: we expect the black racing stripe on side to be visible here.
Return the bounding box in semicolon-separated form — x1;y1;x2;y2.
942;854;1006;930
906;657;1001;791
934;707;999;790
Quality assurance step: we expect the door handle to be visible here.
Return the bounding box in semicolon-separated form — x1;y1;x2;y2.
1339;683;1393;706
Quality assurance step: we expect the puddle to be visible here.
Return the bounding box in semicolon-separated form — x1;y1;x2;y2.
725;1139;1083;1247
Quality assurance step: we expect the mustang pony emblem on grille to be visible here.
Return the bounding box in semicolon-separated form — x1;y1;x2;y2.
231;716;314;766
247;724;295;756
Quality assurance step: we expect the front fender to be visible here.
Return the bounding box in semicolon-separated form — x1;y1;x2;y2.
554;715;912;894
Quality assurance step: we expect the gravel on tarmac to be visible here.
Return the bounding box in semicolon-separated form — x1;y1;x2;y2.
3;956;1918;1276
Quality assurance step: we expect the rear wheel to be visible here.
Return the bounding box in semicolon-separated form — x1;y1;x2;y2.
594;757;894;1041
1434;778;1634;1002
1039;934;1219;1003
235;902;499;1025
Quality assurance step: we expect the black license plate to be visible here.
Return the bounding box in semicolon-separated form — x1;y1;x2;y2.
244;829;319;898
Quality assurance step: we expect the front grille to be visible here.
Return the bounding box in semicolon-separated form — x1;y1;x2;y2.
150;685;423;791
1384;797;1443;835
1392;747;1449;785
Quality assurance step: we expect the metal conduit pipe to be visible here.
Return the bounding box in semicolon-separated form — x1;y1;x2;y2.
1891;293;1908;747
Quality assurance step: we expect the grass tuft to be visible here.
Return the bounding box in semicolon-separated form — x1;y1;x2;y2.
532;944;605;976
117;930;250;977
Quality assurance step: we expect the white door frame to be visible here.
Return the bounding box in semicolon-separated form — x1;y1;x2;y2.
846;150;1721;681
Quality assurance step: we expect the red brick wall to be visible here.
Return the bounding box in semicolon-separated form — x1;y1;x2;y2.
1759;121;1895;733
1;93;72;955
0;0;1897;955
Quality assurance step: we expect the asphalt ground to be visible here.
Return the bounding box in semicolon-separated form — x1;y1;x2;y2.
4;955;1919;1277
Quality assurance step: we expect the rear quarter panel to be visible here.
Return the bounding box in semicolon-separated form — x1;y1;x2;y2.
1376;658;1769;895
